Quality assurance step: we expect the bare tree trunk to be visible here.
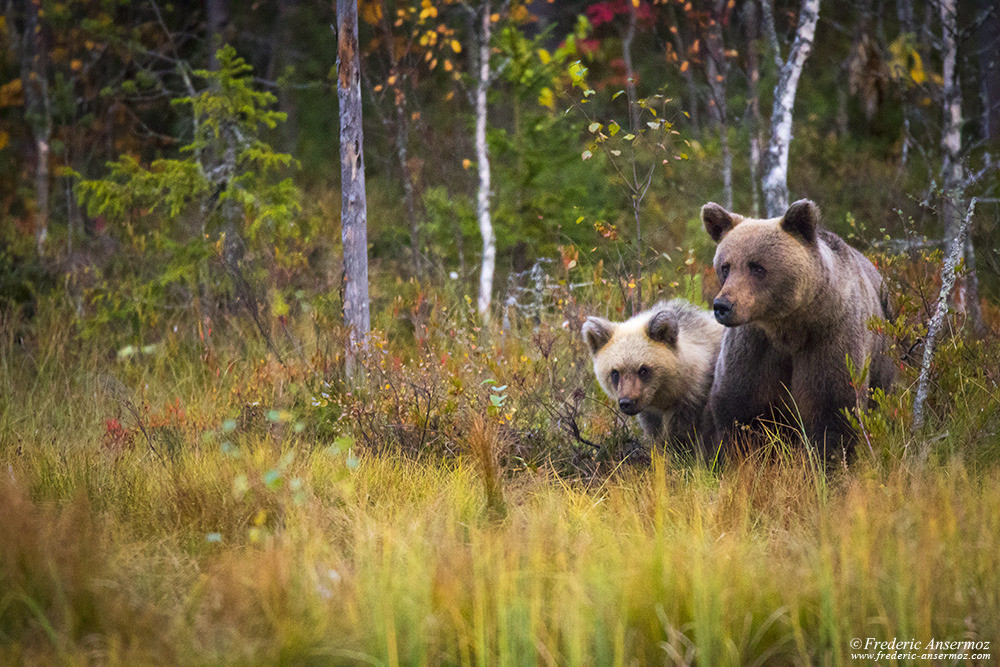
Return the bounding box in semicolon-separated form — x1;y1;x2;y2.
939;0;985;337
913;198;977;435
474;1;495;321
744;0;763;216
705;0;732;211
337;0;371;380
20;0;51;256
760;0;820;217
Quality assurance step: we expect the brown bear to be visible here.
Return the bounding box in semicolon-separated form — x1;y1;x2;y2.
701;199;895;460
582;299;724;452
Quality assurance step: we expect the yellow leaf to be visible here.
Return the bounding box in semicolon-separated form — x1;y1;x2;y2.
462;158;472;169
909;51;925;84
451;40;462;53
537;86;555;110
0;78;23;107
537;48;551;65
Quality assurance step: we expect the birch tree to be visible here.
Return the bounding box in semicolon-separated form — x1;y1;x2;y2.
466;0;500;321
938;0;985;337
18;0;52;256
337;0;371;379
760;0;820;217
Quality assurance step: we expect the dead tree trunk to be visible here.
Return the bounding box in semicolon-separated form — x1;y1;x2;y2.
20;0;52;256
337;0;371;380
473;1;496;321
760;0;820;217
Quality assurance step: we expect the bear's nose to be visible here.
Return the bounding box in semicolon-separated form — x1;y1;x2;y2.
713;298;734;325
618;398;639;415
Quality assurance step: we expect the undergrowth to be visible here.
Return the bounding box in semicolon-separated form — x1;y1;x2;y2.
0;262;998;663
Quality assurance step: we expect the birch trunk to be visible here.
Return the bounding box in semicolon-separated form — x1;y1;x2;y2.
912;198;977;434
474;2;495;321
760;0;820;217
939;0;985;337
337;0;371;380
20;0;51;256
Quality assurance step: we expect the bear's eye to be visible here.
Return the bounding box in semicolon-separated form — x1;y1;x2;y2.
748;261;766;277
610;369;620;386
718;263;730;281
637;365;651;381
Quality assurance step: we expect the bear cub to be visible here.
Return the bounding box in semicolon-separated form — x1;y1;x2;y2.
582;299;724;451
702;199;896;459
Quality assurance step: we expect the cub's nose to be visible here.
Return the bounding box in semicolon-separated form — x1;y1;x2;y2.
713;298;735;325
618;398;639;415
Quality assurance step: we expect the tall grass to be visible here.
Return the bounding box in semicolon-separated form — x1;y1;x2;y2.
1;293;998;664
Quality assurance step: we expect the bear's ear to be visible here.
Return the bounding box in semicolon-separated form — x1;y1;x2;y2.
582;317;615;355
647;310;678;347
780;199;819;244
702;203;741;242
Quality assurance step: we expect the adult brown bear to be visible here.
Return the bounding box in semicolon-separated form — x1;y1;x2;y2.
701;199;895;461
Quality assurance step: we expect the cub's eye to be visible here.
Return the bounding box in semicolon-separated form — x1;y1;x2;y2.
748;261;766;277
637;365;651;381
610;369;620;386
718;263;730;281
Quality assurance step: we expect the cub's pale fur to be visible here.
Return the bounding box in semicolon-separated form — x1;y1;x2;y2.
582;299;723;451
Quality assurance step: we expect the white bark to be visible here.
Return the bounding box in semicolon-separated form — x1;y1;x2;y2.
939;0;963;243
475;2;495;321
912;197;977;434
761;0;820;217
337;0;371;380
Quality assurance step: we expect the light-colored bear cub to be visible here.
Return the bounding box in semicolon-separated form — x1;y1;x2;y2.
582;299;724;451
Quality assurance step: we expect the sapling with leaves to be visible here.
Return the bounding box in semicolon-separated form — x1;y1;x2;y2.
74;46;301;345
573;62;682;316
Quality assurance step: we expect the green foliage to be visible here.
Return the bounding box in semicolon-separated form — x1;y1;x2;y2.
73;46;303;340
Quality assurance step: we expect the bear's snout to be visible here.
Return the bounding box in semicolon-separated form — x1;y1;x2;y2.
713;297;736;326
618;397;640;415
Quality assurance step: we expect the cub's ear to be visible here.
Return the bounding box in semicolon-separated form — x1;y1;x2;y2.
702;203;741;243
781;199;819;244
647;310;678;347
582;317;615;355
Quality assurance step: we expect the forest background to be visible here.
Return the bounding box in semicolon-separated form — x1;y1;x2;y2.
1;0;999;662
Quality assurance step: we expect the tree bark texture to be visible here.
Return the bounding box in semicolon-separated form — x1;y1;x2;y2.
912;198;976;434
761;0;820;217
474;1;496;321
337;0;371;379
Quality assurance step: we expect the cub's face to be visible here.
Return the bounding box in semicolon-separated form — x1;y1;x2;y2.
702;200;820;327
582;310;680;417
